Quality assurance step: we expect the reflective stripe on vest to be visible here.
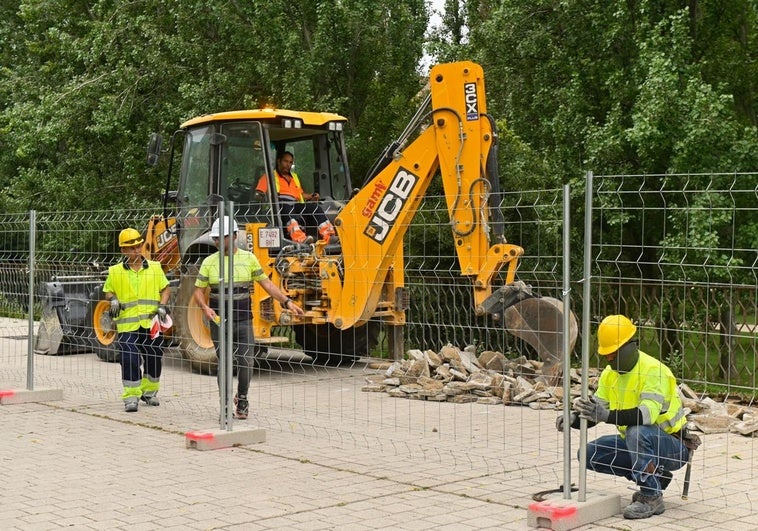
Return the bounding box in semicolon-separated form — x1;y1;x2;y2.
274;170;304;203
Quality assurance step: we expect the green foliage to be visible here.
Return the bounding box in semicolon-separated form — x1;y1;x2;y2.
453;0;758;180
3;0;756;214
0;0;428;213
2;2;757;339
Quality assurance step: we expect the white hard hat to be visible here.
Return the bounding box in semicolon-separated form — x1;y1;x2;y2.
210;216;239;238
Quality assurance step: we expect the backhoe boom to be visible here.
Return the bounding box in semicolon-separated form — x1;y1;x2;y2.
331;62;523;329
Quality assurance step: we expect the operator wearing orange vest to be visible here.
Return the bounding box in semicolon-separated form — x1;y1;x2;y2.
556;315;698;520
104;228;171;413
255;150;336;243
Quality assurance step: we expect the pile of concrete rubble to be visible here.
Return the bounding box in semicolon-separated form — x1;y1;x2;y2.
362;344;758;438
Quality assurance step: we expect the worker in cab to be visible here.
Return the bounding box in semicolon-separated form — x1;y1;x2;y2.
192;216;304;419
254;150;336;243
556;314;700;520
104;228;171;413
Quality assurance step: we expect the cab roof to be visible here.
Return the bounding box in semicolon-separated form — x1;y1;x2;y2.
181;108;348;129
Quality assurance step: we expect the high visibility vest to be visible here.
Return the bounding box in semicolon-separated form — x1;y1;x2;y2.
104;259;168;333
595;350;687;437
273;170;305;203
255;170;305;202
195;249;268;321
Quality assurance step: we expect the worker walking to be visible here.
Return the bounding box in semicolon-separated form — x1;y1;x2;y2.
255;150;336;243
193;217;304;419
104;228;171;413
556;314;700;519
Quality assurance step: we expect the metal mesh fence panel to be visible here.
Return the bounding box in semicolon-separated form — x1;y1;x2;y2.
1;174;756;525
591;172;758;399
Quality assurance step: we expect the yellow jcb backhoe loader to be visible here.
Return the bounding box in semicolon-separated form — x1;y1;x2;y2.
36;61;577;375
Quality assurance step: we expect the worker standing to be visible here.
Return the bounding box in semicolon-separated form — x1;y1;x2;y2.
255;150;336;243
192;216;304;419
104;228;171;413
556;314;700;519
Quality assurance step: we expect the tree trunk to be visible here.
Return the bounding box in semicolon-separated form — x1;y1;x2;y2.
718;300;738;381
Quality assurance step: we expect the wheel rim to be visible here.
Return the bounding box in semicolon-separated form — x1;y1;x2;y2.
93;300;117;346
187;297;213;349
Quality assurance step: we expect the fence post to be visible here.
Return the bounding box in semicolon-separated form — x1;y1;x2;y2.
561;185;573;498
578;170;594;501
26;210;36;390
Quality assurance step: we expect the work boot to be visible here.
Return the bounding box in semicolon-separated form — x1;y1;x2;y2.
234;394;249;420
140;394;160;406
124;399;139;413
623;493;665;519
286;219;307;243
317;221;336;243
632;469;672;503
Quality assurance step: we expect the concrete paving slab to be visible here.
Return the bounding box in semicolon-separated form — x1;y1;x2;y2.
1;331;757;530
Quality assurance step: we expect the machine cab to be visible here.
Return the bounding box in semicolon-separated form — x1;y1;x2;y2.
171;109;352;255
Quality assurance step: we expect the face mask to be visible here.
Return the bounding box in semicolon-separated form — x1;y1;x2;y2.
609;341;639;373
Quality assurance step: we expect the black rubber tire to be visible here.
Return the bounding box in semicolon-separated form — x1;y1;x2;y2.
88;286;121;363
174;264;218;374
293;321;380;366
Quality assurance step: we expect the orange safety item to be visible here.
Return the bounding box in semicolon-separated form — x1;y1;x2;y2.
318;221;336;242
286;219;307;243
256;171;305;203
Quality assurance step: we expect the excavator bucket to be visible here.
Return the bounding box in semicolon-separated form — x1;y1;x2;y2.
480;281;578;383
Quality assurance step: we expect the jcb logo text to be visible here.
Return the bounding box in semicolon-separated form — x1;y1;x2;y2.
364;169;418;243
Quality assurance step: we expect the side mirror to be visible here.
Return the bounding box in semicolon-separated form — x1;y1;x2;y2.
147;133;163;166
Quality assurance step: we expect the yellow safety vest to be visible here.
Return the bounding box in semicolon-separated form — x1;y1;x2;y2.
195;249;268;321
104;259;169;333
595;350;687;437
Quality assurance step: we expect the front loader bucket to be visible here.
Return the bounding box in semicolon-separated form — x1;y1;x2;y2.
480;281;578;383
34;280;100;355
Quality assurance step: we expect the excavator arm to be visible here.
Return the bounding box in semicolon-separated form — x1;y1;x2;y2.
332;62;521;327
328;61;576;375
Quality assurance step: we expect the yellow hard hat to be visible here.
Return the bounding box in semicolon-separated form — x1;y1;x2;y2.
597;314;637;355
118;227;144;248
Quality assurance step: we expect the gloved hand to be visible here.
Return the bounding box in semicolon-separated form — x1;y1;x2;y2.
556;412;578;432
109;298;121;318
157;305;169;322
575;396;610;423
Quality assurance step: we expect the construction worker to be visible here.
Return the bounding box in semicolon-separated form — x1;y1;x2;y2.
192;216;304;419
556;314;699;519
254;150;336;243
104;227;171;413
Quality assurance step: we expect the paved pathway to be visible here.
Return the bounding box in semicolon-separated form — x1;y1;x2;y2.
2;336;757;529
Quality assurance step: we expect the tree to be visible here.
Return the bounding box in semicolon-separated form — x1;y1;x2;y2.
0;0;428;213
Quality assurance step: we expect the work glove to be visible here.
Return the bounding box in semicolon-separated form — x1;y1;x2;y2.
157;305;169;322
109;298;121;318
556;412;578;432
575;396;610;424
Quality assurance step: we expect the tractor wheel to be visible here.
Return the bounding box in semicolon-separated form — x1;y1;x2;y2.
293;321;380;366
174;264;218;374
88;287;120;363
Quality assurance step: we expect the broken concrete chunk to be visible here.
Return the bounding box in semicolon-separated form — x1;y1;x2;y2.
360;344;757;439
